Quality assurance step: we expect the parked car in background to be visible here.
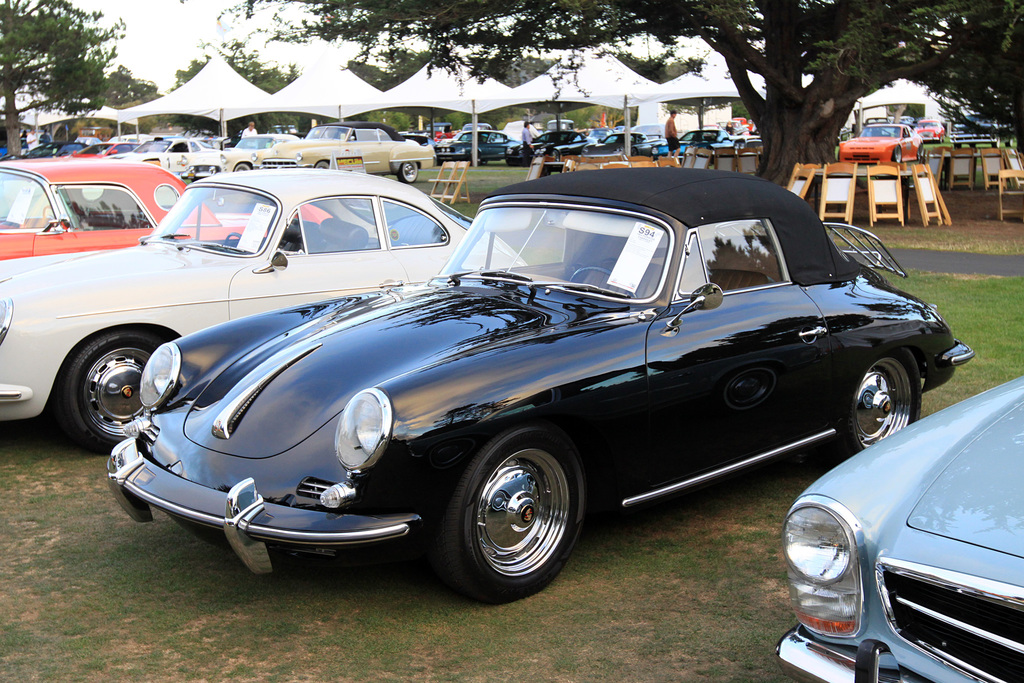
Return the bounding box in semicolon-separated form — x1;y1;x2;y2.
775;376;1024;683
461;123;493;131
913;118;945;142
2;141;87;160
505;130;590;165
0;159;184;260
73;142;140;158
104;168;970;604
581;132;664;159
677;128;739;154
181;134;301;180
257;122;434;183
949;115;1001;147
0;170;469;452
112;138;220;176
584;127;611;144
435;130;517;163
838;123;923;163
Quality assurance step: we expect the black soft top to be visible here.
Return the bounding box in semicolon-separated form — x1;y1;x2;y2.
316;121;405;142
487;168;860;286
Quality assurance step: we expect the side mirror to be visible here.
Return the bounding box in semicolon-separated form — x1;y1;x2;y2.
252;250;288;274
39;216;72;235
663;283;724;335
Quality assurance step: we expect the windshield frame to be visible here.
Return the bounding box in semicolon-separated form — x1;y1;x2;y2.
0;169;56;231
440;200;675;303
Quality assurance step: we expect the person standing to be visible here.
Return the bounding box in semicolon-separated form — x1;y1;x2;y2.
665;110;680;159
241;122;258;138
521;120;534;165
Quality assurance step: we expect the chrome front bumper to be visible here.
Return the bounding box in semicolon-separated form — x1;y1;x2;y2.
938;339;975;367
107;438;416;573
777;627;934;683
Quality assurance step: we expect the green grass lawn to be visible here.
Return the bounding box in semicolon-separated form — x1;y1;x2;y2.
1;271;1019;682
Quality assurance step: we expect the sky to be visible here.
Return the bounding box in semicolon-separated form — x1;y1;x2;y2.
73;0;348;92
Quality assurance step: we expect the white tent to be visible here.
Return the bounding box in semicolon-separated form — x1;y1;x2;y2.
640;53;763;129
118;56;270;135
856;80;941;123
231;48;384;120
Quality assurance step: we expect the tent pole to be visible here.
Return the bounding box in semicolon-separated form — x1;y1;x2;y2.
220;109;226;138
471;103;479;167
623;96;632;157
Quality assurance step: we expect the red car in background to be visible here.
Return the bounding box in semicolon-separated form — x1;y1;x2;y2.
72;142;140;158
914;118;945;142
0;159;185;260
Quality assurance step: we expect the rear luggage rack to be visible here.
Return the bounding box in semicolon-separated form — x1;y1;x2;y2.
826;222;907;278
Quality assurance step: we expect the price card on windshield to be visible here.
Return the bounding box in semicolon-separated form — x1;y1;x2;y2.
7;186;34;226
237;203;275;253
608;222;663;294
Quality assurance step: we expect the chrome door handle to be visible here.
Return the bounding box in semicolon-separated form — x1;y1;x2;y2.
798;326;827;343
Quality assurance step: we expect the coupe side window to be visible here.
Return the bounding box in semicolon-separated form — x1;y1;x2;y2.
299;197;381;255
382;200;448;247
56;186;151;231
695;219;786;291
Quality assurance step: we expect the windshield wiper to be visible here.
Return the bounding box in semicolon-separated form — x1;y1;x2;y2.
200;243;247;254
549;282;631;299
477;270;534;283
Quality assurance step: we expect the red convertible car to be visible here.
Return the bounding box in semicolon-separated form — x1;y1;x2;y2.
72;142;140;158
838;123;923;164
0;159;185;260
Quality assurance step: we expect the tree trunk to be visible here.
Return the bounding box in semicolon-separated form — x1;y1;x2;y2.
4;89;21;157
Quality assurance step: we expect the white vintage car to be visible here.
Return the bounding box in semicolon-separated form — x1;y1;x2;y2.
258;122;435;183
112;138;222;177
182;134;301;180
0;170;470;452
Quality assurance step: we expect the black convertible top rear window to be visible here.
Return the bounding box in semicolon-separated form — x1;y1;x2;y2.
488;168;860;286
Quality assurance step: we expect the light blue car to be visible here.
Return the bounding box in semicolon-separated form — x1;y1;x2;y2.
777;376;1024;683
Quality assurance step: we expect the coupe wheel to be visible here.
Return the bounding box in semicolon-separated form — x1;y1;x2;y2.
836;348;921;460
892;146;903;163
53;329;165;453
233;162;252;172
396;161;418;183
314;160;330;169
428;422;586;603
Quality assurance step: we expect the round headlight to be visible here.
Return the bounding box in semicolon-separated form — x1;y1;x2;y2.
140;342;181;409
784;506;852;583
250;152;258;162
220;154;228;165
783;499;862;636
0;296;12;346
335;388;392;471
295;151;303;162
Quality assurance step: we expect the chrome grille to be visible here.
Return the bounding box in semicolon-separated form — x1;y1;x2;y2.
260;159;298;168
880;560;1024;683
297;477;335;500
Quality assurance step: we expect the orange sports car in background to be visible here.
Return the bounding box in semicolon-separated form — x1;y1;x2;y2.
838;123;923;164
0;159;185;260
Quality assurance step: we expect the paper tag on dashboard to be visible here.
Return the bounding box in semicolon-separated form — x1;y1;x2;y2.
608;222;663;293
238;204;275;252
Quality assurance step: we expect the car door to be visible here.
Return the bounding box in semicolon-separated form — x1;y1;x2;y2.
380;198;455;281
227;195;409;319
351;128;388;174
32;184;156;256
643;220;832;489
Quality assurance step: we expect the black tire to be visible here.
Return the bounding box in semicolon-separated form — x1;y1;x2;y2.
834;348;921;461
892;146;903;163
428;422;586;603
314;160;330;169
52;329;165;453
396;161;418;183
233;162;252;172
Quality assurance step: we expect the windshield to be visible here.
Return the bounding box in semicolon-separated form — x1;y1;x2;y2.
0;172;53;229
133;140;173;153
862;125;900;138
441;206;669;299
306;126;350;141
148;186;279;256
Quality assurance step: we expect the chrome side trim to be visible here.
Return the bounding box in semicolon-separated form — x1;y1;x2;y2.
622;429;835;508
212;342;321;439
0;390;23;400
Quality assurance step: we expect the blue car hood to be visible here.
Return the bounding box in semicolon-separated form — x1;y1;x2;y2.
182;285;566;458
907;400;1024;559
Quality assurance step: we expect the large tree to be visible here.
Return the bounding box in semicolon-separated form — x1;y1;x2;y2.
0;0;121;155
242;0;1005;182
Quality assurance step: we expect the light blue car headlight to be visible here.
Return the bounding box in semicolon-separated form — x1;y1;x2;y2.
0;297;12;346
782;496;863;637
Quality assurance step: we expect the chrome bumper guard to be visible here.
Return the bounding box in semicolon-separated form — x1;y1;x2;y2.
777;627;927;683
938;339;975;367
106;438;415;574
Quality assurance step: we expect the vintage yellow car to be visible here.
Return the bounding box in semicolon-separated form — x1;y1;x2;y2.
257;122;435;183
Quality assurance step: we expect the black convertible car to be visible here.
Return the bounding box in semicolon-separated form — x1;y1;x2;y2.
108;169;972;603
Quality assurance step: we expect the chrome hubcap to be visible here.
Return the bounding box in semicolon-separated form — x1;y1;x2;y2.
855;358;911;447
476;449;569;577
84;347;150;438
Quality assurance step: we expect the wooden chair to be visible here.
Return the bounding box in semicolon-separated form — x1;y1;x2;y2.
979;147;1004;190
524;155;547;180
786;164;818;200
429;160;470;204
602;161;631;168
657;156;680;167
561;157;578;172
997;169;1024;221
628;156;650;163
575;162;601;171
681;147;697;168
1002;148;1023;172
713;147;736;171
819;162;858;223
865;164;904;226
910;164;943;226
734;151;759;174
947;148;976;190
691;148;712;169
630;159;656;167
927;145;949;188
